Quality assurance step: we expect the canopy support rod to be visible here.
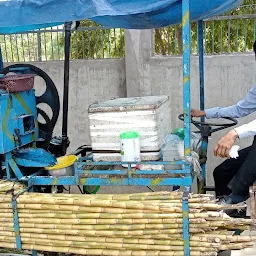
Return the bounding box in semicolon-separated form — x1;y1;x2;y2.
182;0;191;255
62;21;72;155
198;20;205;122
0;46;3;70
197;20;207;194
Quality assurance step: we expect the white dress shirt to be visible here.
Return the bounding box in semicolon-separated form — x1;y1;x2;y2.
205;84;256;139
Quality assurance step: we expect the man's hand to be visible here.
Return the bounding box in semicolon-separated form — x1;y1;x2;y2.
214;130;238;158
191;109;206;117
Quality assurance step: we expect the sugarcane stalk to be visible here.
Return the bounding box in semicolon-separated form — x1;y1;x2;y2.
0;222;216;231
17;204;157;213
0;231;14;237
219;242;254;250
5;231;253;246
11;203;239;216
0;213;13;217
14;205;232;218
17;217;210;226
0;209;13;213
0;236;14;242
16;212;209;221
15;207;204;216
0;196;225;211
0;235;219;248
228;235;256;242
0;218;203;227
0;222;13;228
18;227;206;236
0;217;251;231
5;233;221;247
0;194;212;203
18;239;219;251
14;191;214;201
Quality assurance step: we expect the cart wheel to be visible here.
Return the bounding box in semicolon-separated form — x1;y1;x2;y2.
0;64;60;128
83;185;101;194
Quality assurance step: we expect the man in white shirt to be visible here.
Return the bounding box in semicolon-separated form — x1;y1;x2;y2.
191;40;256;212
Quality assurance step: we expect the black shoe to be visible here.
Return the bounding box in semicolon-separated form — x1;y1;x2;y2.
217;196;247;218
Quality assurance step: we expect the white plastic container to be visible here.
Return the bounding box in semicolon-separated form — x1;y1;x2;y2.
120;131;141;167
89;96;171;162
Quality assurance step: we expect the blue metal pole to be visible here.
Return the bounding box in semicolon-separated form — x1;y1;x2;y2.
0;46;3;70
32;250;38;256
11;187;31;250
182;0;191;254
197;20;207;194
182;187;190;256
12;195;22;250
182;0;191;159
198;20;205;120
5;152;12;180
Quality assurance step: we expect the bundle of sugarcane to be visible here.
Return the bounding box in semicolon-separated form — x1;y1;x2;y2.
0;180;25;194
0;180;255;256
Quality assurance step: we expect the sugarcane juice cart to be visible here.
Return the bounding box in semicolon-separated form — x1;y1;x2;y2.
0;0;244;255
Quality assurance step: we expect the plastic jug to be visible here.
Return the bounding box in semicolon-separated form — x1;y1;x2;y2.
120;131;141;167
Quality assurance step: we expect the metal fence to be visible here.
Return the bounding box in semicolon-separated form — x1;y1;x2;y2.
155;14;256;55
0;26;125;63
0;12;255;62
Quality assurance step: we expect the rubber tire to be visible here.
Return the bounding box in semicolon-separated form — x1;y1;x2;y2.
83;185;101;194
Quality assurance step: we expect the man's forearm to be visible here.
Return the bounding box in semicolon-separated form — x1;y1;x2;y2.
234;119;256;139
205;105;247;119
205;86;256;119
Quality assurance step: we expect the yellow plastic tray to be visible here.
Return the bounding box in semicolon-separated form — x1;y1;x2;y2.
45;155;77;171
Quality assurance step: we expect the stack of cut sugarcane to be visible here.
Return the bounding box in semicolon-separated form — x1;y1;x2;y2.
0;180;255;256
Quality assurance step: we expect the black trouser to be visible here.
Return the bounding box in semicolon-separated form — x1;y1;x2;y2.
213;136;256;197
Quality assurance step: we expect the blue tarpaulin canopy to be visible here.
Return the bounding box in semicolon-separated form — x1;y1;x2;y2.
0;0;242;33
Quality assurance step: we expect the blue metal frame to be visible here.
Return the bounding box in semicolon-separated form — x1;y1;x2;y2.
182;0;191;254
0;46;3;70
182;0;191;161
12;195;22;250
28;160;193;187
182;187;190;256
11;187;30;250
198;20;205;119
197;20;207;194
32;250;38;256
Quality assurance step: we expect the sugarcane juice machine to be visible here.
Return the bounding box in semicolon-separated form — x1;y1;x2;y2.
0;74;38;178
0;66;61;183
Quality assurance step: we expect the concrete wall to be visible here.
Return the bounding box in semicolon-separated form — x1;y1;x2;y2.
125;29;256;186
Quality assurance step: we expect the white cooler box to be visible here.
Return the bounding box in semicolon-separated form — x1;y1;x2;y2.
88;96;171;162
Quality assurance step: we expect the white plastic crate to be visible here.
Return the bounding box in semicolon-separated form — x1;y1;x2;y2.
88;96;171;161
